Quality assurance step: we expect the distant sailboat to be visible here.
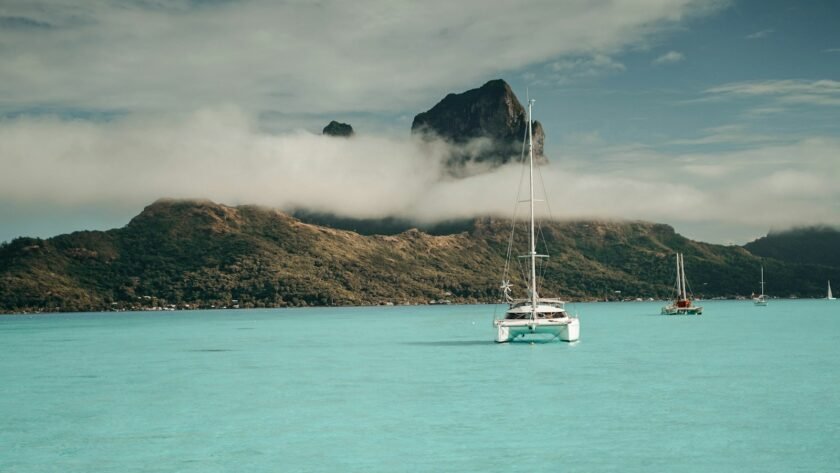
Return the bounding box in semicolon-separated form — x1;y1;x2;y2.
829;281;836;300
493;98;580;343
754;266;768;306
661;253;703;315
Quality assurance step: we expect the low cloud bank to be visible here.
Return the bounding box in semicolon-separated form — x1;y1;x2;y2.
1;107;838;243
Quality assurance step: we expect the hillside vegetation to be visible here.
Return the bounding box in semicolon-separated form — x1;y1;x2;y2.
1;199;837;313
744;225;840;267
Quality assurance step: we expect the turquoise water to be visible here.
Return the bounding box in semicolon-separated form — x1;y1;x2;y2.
2;300;839;472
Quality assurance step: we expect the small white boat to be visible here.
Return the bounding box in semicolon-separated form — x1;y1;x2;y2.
829;281;836;300
753;266;768;306
661;253;702;315
493;98;579;343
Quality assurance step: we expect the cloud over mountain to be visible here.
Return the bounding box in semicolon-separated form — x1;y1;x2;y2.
2;107;838;245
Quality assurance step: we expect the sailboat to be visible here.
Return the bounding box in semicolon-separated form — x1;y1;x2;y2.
828;281;836;300
493;99;580;343
753;266;768;306
661;253;703;315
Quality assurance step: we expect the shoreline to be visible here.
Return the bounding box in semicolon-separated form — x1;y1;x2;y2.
1;295;813;316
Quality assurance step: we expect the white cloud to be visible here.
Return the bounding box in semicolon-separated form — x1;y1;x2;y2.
652;50;685;65
705;79;840;107
744;106;786;117
0;0;725;117
761;170;834;198
1;110;838;244
746;29;774;39
681;163;732;177
0;108;444;219
3;1;837;245
667;124;780;146
549;54;626;82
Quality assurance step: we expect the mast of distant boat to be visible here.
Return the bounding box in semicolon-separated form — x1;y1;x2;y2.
760;266;765;298
679;253;688;301
680;254;684;300
675;253;682;300
528;98;538;321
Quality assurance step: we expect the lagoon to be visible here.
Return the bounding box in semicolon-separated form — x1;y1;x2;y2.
2;300;839;472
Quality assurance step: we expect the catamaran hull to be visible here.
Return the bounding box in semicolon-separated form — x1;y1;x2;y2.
495;318;580;343
660;306;703;315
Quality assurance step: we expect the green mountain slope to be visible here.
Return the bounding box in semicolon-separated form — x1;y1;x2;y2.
744;226;840;267
1;199;836;313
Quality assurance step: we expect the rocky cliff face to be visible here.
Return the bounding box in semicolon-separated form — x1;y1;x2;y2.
322;121;354;137
411;79;546;175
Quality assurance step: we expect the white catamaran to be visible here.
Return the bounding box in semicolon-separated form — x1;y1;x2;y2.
754;266;768;306
493;99;580;343
828;281;836;300
661;253;703;315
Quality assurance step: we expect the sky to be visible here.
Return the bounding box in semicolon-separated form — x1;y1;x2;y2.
1;0;839;244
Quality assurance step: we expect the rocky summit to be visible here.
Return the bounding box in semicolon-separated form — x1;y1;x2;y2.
322;120;354;137
411;79;546;175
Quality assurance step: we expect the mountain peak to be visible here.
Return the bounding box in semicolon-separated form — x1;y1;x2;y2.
322;120;354;137
411;79;546;176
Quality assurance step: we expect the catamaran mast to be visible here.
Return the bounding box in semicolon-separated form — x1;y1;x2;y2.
680;253;687;300
528;99;538;318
